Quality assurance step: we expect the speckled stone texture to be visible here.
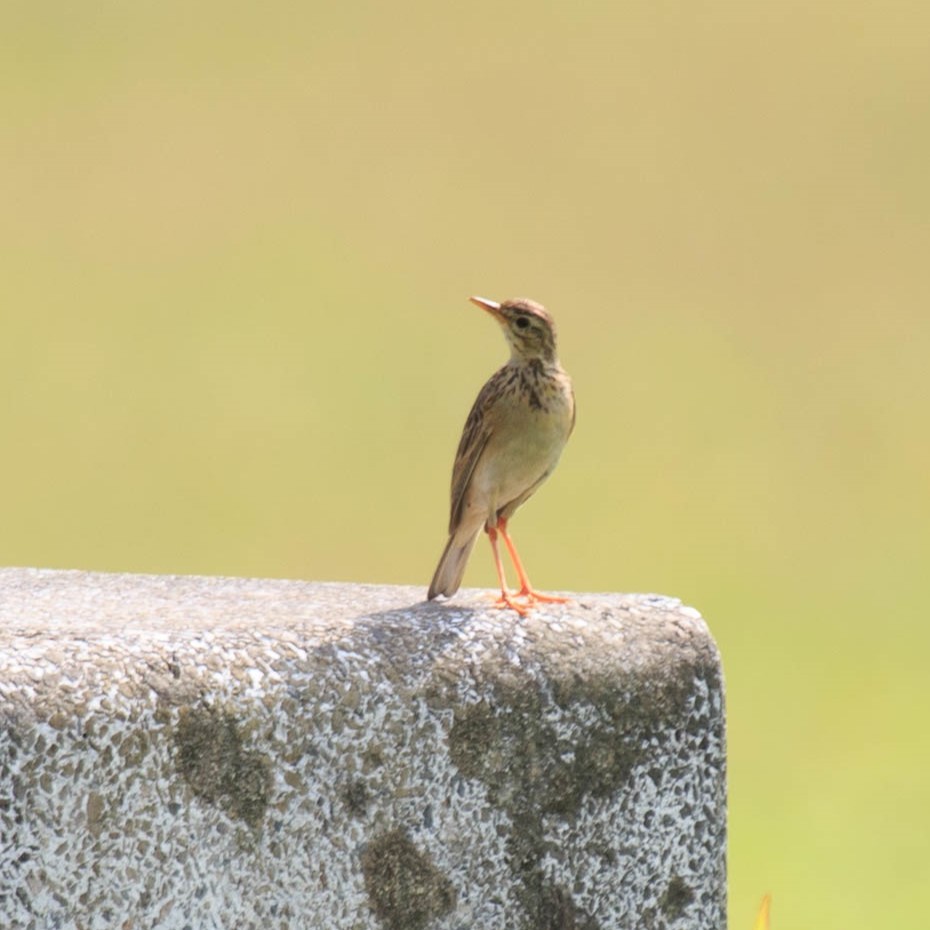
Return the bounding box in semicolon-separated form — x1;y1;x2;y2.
0;568;726;930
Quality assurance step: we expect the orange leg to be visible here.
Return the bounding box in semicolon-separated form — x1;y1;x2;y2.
486;526;530;616
497;517;568;604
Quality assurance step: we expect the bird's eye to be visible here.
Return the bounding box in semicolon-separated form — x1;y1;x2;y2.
515;317;530;329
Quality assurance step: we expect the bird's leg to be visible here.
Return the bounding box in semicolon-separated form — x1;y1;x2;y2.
487;525;530;616
497;517;568;604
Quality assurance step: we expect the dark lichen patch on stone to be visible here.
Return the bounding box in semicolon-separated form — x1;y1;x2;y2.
530;884;601;930
504;835;601;930
361;828;456;930
660;875;694;919
173;704;272;828
550;661;699;739
447;662;691;819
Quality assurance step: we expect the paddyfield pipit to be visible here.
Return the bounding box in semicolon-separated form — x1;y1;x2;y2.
428;296;575;615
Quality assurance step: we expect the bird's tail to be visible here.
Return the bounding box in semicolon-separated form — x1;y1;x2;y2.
428;527;482;600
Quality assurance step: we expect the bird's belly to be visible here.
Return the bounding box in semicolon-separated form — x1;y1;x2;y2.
469;405;572;519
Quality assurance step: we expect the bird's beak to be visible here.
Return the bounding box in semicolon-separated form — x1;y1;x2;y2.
469;295;503;320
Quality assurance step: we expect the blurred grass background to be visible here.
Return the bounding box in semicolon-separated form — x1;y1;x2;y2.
2;1;929;925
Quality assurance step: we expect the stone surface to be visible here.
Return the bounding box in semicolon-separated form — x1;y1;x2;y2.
0;568;726;930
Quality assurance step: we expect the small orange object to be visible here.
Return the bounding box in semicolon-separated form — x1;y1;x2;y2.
752;894;772;930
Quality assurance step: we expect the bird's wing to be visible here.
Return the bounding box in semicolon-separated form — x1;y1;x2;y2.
448;368;507;535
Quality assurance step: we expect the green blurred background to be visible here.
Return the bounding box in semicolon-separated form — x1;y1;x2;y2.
3;1;928;925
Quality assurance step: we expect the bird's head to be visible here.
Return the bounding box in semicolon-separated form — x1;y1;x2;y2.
469;296;558;363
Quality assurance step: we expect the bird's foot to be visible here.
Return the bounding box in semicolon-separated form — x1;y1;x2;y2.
493;592;532;616
515;587;569;605
492;589;569;616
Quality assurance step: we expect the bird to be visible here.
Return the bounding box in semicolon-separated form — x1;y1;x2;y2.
427;295;575;615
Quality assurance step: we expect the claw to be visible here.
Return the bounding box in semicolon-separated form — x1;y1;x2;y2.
493;592;532;616
516;588;569;605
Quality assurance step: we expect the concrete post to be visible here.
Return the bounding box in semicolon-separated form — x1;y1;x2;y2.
0;568;725;930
